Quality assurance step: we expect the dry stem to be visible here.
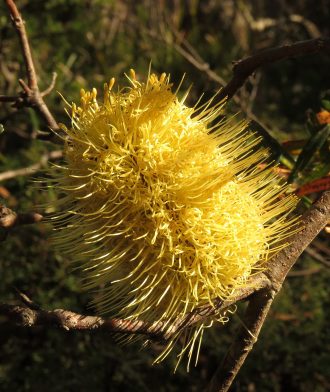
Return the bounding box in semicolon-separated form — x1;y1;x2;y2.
217;38;330;102
0;150;62;182
1;193;329;349
3;0;59;133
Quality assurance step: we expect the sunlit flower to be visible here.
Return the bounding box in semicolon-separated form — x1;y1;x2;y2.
316;109;330;125
48;70;298;368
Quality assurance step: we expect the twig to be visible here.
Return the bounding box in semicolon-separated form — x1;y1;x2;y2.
41;72;58;97
0;193;329;373
217;38;330;102
265;191;330;287
207;191;330;392
0;282;262;341
304;246;330;267
152;23;295;165
5;0;37;89
0;150;62;182
288;267;323;277
0;95;18;102
0;303;158;335
0;205;43;229
1;193;329;340
14;288;41;310
207;288;274;392
312;238;330;257
4;0;59;132
241;7;321;39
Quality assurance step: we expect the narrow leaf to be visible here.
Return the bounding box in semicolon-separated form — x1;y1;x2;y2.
296;176;330;196
288;124;330;182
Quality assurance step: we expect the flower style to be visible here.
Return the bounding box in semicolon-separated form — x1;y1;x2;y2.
49;70;298;368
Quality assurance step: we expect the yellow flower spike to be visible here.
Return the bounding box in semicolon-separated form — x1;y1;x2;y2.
48;70;299;369
91;87;97;101
109;77;115;90
159;72;166;83
129;68;136;80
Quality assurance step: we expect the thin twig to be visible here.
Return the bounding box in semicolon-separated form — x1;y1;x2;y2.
0;205;43;229
4;0;59;132
0;283;258;341
41;72;58;97
5;0;37;89
14;288;41;310
217;38;330;102
0;303;159;336
0;95;18;102
304;246;330;267
288;267;323;277
265;191;330;287
152;23;295;165
0;150;62;182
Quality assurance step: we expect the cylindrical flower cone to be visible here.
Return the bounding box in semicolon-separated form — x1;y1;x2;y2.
47;70;298;368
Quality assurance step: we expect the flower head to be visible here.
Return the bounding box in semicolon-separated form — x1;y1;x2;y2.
49;70;298;367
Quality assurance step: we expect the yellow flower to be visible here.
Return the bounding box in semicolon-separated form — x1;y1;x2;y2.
49;70;298;368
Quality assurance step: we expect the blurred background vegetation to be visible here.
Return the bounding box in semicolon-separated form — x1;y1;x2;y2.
0;0;329;391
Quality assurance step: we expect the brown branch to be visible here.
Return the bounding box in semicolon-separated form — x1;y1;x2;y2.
0;286;249;341
0;205;43;229
0;303;154;334
288;267;323;277
0;193;328;369
266;191;330;288
207;191;330;392
304;246;330;268
0;150;62;182
155;24;295;165
41;72;58;97
0;274;271;344
0;95;18;102
218;38;330;102
5;0;37;89
1;189;328;332
207;288;274;392
4;0;59;132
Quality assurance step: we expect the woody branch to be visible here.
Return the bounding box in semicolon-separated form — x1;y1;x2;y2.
206;190;330;392
1;192;329;344
217;38;330;102
2;0;59;133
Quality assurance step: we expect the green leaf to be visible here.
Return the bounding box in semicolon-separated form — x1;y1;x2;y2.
301;162;330;185
0;124;4;134
321;99;330;111
306;110;321;135
249;119;295;168
288;124;330;183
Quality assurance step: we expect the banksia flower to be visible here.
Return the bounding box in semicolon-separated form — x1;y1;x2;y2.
49;70;298;367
